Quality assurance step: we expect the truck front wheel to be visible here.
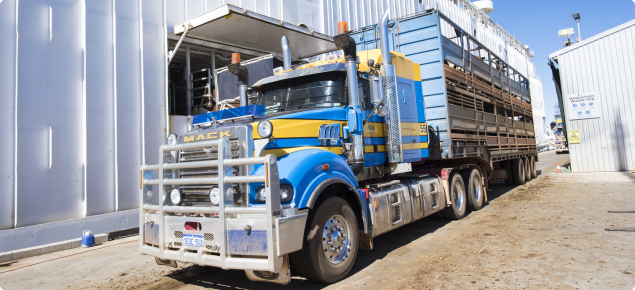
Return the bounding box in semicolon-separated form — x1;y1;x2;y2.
442;173;467;220
290;196;359;283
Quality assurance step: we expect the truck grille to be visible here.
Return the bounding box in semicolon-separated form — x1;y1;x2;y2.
177;138;241;205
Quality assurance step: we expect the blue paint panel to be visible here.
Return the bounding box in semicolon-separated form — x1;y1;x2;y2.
420;63;444;81
364;137;385;145
193;105;265;124
421;149;429;158
420;136;428;143
415;81;426;123
265;138;331;149
421;77;445;95
270;107;347;121
364;152;386;167
228;230;268;256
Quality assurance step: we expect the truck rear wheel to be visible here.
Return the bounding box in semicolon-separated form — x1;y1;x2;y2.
530;156;537;179
524;157;532;182
502;160;514;185
511;158;525;185
290;196;358;283
461;168;484;211
442;173;467;220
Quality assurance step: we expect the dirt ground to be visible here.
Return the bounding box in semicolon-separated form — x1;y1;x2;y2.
1;151;634;290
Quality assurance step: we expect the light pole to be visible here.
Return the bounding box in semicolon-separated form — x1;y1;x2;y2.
573;13;581;42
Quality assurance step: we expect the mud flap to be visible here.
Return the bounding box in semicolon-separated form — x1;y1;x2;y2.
244;255;290;285
155;257;177;268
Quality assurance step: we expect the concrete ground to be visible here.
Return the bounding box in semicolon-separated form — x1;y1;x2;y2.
1;151;634;290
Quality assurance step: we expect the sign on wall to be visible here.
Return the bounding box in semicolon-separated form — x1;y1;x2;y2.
565;92;602;120
568;130;580;144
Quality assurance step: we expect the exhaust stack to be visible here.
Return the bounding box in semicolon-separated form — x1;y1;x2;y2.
379;9;403;164
227;53;249;107
281;36;291;71
333;21;364;175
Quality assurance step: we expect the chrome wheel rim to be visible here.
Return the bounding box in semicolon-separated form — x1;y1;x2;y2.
473;179;482;201
321;214;351;264
453;181;464;210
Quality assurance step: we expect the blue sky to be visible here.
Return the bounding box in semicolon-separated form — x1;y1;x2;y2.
486;0;635;124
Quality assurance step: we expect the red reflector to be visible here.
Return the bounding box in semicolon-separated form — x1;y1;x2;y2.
361;188;369;200
441;169;450;180
184;222;201;231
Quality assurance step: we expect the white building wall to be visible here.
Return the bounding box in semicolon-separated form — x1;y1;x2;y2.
0;0;166;232
550;19;635;172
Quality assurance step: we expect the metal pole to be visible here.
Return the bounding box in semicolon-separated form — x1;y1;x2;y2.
186;46;192;116
576;21;581;42
212;51;217;110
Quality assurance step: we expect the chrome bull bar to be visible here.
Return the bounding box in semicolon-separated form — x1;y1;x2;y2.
139;137;299;273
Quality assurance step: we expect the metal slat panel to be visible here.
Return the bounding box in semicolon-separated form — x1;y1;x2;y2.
17;0;85;227
0;0;17;230
85;0;116;216
616;29;635;168
115;0;142;210
137;0;167;208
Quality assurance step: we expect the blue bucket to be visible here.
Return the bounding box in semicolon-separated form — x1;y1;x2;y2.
81;230;95;247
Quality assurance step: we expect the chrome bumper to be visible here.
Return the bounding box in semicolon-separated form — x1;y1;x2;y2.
140;137;307;273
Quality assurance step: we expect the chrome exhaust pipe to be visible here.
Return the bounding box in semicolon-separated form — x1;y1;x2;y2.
281;36;292;71
228;53;249;107
379;9;403;164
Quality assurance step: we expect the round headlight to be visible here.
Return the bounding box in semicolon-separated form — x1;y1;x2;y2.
167;133;178;145
257;120;273;138
170;188;183;205
209;187;220;206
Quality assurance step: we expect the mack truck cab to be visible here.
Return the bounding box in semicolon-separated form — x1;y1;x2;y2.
141;5;537;285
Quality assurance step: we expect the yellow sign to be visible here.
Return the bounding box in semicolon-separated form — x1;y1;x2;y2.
568;130;580;144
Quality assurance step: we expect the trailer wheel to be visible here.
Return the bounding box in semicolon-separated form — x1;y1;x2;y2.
511;158;525;185
524;157;532;182
502;160;514;185
461;168;484;211
530;156;537;179
290;196;358;283
442;173;467;220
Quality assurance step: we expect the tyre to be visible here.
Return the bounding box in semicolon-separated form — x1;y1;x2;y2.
524;157;532;182
502;160;514;185
442;173;467;220
290;196;358;283
530;156;537;179
511;158;525;185
461;168;485;211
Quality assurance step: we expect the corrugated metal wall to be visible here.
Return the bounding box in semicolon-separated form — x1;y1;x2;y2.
550;20;635;172
0;0;167;230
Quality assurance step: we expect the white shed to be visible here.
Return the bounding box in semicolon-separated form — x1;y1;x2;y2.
549;19;635;172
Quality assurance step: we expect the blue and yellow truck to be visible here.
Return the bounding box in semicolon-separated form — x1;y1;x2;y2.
140;7;537;284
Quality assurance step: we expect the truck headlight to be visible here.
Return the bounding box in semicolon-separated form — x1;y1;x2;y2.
257;120;273;138
167;133;178;145
170;188;183;205
209;187;220;206
255;184;294;203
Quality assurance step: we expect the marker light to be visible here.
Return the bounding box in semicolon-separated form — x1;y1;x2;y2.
167;133;178;145
257;120;273;138
209;187;220;206
170;188;183;205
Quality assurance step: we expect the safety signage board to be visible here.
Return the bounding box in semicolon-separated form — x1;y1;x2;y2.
568;130;580;144
565;92;601;120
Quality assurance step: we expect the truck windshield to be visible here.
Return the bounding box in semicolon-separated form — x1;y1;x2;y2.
252;72;347;114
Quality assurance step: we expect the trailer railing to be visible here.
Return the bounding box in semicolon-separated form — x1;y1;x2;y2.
139;137;287;273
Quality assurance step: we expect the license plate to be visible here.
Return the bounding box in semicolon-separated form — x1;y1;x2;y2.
183;234;203;247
